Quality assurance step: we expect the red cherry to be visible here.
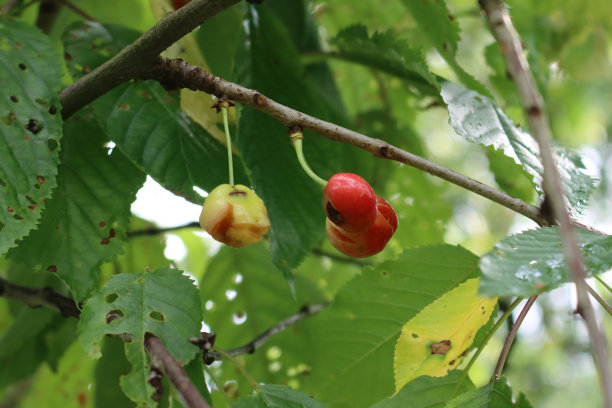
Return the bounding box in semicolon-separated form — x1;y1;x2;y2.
326;196;398;258
323;173;377;233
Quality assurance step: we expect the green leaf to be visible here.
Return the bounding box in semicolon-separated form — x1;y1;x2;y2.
8;115;145;299
15;341;95;408
401;0;490;96
394;279;497;391
235;6;353;273
441;81;594;214
479;226;612;296
370;371;475;408
445;378;533;408
62;21;248;201
201;242;324;394
307;245;480;407
330;24;439;95
0;19;63;255
93;336;135;408
77;267;203;405
233;384;325;408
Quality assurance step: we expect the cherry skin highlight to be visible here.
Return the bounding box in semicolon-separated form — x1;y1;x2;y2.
323;173;377;233
326;196;398;258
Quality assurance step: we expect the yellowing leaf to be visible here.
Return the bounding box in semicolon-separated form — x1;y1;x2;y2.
394;278;497;392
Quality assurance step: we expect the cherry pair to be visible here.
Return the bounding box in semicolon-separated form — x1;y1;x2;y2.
323;173;398;258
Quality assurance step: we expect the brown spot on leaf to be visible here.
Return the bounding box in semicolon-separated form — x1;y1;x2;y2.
24;119;40;134
37;175;45;184
28;204;37;211
109;228;115;238
430;340;451;355
99;221;106;227
449;359;456;366
15;42;22;48
101;237;110;245
47;265;57;272
118;104;129;110
83;66;90;73
7;207;14;213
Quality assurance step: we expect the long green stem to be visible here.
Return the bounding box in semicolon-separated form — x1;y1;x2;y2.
595;275;612;294
290;134;327;188
222;107;234;186
451;297;523;398
212;346;259;393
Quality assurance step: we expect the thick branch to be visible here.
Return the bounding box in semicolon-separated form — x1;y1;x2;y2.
141;57;552;227
0;276;80;318
480;1;612;405
58;0;240;119
145;334;211;408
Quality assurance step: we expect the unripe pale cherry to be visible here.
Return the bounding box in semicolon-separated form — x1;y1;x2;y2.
326;196;398;258
323;173;377;233
200;184;270;248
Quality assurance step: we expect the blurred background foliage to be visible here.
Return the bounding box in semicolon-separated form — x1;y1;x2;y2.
0;0;610;407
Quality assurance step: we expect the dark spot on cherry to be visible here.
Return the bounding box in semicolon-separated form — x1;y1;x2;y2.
326;202;344;226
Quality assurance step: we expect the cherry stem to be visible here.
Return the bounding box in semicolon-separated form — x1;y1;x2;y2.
222;107;234;186
290;133;327;188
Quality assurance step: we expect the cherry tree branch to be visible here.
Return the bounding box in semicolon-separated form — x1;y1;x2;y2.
0;276;80;318
58;0;241;119
141;57;552;227
145;334;211;408
480;1;612;404
201;302;328;362
127;221;201;237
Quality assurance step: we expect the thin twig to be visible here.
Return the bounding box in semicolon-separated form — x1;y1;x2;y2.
492;295;537;380
595;275;612;294
58;0;241;119
0;276;80;318
127;221;201;237
586;283;612;316
57;0;97;21
480;1;612;404
0;0;20;13
140;57;552;227
203;303;328;362
145;334;211;408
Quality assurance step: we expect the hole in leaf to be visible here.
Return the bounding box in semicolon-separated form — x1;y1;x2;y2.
0;178;6;187
18;63;26;70
47;139;58;151
105;309;125;324
10;96;18;103
104;293;118;303
232;311;247;325
225;289;237;300
205;300;214;310
48;105;57;115
233;274;243;284
149;311;165;322
35;98;47;106
13;214;23;221
24;119;40;134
